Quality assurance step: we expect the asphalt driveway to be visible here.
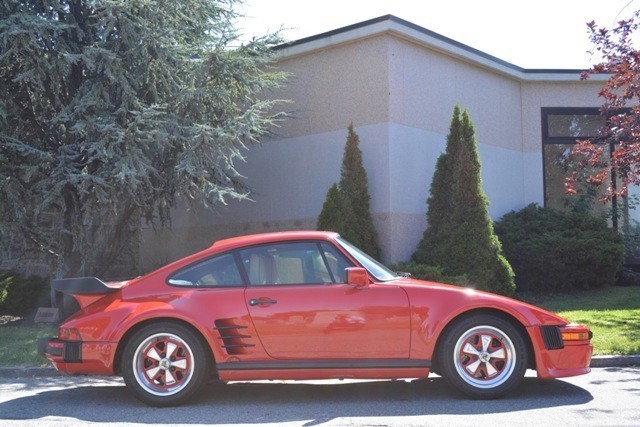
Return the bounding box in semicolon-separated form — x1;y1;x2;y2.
0;367;639;426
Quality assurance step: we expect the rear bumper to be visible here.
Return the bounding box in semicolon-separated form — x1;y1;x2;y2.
38;337;117;376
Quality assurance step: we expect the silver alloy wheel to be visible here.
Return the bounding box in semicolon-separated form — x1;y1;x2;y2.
453;325;516;389
132;332;195;396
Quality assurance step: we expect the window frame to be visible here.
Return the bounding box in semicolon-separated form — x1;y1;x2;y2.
236;240;355;287
166;251;247;288
541;107;603;144
540;107;619;227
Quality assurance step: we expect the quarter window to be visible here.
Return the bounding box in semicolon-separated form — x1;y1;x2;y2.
168;253;242;287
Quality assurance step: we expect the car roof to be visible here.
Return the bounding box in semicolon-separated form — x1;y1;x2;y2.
210;230;340;251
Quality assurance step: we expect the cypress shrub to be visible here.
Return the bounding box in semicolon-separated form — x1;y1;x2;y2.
317;183;357;244
413;106;461;266
412;106;516;295
317;125;381;258
494;204;624;292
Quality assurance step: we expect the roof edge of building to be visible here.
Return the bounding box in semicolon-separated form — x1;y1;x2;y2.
273;15;608;83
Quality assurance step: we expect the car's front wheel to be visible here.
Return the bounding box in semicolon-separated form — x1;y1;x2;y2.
122;322;209;406
438;314;528;399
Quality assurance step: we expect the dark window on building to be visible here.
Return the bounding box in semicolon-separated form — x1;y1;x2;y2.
543;109;606;140
541;107;615;220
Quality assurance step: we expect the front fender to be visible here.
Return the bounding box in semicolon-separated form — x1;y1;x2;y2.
401;283;568;360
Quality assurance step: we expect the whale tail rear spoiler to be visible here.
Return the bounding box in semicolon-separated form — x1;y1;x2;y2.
51;277;124;315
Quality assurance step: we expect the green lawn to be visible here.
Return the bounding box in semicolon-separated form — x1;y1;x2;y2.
537;286;640;356
0;324;57;367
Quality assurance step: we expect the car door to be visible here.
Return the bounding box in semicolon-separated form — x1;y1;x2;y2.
241;241;411;360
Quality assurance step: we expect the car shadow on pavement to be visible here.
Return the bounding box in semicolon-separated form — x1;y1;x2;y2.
0;376;592;424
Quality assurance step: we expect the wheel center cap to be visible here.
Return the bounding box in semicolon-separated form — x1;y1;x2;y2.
479;352;490;363
159;358;171;370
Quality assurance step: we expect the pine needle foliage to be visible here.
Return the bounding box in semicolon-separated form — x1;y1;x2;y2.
412;106;515;295
0;0;288;278
317;125;380;258
316;183;355;242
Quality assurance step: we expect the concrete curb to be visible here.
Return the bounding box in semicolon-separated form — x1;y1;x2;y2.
588;355;640;368
0;355;637;378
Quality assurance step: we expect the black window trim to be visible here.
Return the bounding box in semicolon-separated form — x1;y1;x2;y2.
541;107;603;144
317;242;338;284
166;238;359;289
540;106;624;228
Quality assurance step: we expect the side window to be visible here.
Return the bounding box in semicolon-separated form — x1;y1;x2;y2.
239;242;350;286
320;242;352;283
168;253;242;287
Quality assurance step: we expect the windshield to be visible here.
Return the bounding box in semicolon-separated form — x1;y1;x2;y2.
336;237;399;281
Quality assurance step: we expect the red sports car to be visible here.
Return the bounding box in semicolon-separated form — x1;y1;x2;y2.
39;231;592;406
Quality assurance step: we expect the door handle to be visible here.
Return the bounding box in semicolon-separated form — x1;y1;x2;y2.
249;298;277;306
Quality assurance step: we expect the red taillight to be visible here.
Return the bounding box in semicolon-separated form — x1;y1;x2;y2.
58;327;82;341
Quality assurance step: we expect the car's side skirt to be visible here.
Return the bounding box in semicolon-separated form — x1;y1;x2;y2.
217;359;430;371
216;359;431;381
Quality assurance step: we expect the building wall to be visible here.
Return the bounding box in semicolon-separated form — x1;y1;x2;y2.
140;30;609;271
140;123;392;271
521;82;604;151
141;36;395;270
273;35;391;138
384;35;527;260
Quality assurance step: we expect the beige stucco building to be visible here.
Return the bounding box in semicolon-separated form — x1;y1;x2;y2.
141;15;622;270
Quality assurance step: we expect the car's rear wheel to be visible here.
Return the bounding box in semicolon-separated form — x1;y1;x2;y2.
122;322;209;406
438;314;527;399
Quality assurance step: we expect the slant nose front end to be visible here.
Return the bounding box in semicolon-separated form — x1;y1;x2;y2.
532;323;593;379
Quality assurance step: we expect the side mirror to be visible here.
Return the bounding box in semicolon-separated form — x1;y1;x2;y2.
346;267;369;288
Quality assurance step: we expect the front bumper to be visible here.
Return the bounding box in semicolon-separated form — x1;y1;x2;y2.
529;325;593;379
38;337;117;375
535;343;593;378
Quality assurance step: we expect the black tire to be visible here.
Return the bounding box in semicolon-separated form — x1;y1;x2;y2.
437;314;528;399
122;321;210;406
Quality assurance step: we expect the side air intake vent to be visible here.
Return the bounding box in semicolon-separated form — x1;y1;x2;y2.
214;319;256;355
540;325;564;350
63;342;82;363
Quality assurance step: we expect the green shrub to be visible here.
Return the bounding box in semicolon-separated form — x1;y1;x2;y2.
387;262;471;287
0;270;49;315
615;267;640;287
494;204;624;293
317;124;381;259
412;106;515;295
317;183;356;243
